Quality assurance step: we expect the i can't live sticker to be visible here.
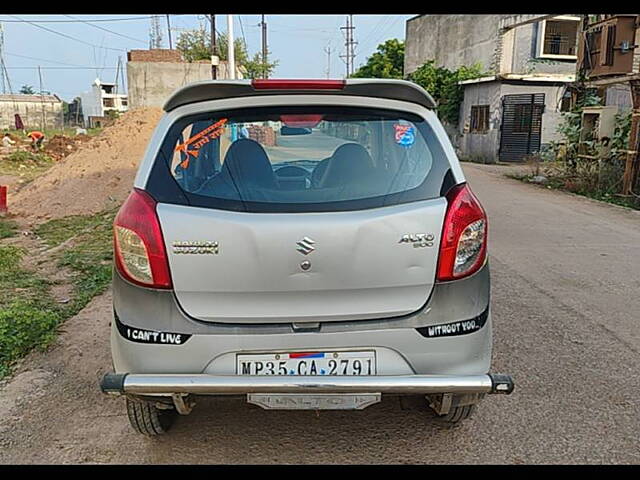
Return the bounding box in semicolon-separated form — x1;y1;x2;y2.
115;315;191;345
394;124;415;148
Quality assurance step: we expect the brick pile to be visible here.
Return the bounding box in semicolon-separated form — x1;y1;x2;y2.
127;49;184;62
247;125;276;147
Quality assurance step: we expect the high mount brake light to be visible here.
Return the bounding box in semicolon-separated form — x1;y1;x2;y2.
251;79;346;90
436;184;488;282
113;189;172;289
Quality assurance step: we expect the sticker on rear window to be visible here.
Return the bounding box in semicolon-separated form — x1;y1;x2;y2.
175;118;228;168
394;123;415;148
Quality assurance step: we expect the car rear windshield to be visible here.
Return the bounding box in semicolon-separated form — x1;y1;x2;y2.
147;106;452;213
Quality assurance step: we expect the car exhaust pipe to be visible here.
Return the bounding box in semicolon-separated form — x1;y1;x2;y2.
101;372;514;396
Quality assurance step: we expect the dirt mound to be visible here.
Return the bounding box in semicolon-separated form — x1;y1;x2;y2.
43;134;92;161
11;107;163;224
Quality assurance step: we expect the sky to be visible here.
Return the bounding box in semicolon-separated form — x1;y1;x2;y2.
0;14;415;103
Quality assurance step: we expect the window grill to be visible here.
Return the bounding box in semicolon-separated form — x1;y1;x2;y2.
470;105;490;133
542;20;578;56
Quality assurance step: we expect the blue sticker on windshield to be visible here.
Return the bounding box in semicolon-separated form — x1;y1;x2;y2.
394;124;415;147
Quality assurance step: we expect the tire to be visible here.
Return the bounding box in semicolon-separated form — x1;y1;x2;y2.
126;397;176;436
433;404;477;427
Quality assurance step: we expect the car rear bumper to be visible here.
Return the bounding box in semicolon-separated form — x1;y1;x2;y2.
100;372;514;396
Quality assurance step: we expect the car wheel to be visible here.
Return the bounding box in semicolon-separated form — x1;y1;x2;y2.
126;397;176;436
432;404;477;427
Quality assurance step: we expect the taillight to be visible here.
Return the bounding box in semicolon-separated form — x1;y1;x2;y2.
251;79;346;90
437;184;488;281
113;189;172;289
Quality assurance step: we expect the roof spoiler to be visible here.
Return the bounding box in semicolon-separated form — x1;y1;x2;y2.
163;79;437;112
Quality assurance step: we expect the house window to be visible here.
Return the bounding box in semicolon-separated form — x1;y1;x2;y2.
537;16;580;59
103;98;115;108
470;105;490;133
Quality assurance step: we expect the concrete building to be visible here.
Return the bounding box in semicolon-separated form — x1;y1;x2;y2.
78;79;129;128
126;49;244;109
0;94;63;130
405;14;580;162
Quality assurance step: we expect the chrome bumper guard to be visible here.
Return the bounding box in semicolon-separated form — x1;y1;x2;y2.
100;373;514;396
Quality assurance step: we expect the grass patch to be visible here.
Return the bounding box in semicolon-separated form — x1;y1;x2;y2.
507;172;640;211
0;209;116;379
0;246;59;378
0;151;55;183
3;127;102;138
36;209;116;309
0;217;19;239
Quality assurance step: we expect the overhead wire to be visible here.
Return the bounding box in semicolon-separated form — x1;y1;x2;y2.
358;15;389;53
238;15;247;49
6;15;125;53
0;16;157;23
356;16;403;69
63;14;147;44
4;51;89;67
3;66;119;69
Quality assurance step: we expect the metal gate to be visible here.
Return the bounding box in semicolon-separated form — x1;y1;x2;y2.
499;93;545;162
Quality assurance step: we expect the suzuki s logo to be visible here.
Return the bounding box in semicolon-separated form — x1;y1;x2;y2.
399;233;434;248
296;237;315;255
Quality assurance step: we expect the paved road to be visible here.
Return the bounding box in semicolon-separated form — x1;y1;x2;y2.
1;163;638;464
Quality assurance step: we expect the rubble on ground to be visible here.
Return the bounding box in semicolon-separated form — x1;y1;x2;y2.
10;107;164;224
43;134;92;161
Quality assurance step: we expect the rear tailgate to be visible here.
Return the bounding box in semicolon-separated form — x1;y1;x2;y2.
158;198;446;324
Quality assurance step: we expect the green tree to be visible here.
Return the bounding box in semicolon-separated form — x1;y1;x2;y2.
176;26;277;79
20;85;35;94
242;51;279;80
175;27;211;62
177;27;248;63
352;39;404;79
407;60;485;125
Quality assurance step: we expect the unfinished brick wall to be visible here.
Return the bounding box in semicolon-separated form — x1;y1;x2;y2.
127;49;184;62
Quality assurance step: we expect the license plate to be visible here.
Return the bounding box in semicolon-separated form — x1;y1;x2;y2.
236;351;376;376
247;393;381;410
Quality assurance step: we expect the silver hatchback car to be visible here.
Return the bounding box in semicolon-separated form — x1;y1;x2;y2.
100;79;513;435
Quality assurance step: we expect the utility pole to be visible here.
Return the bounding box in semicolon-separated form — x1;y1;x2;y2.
38;66;45;130
339;15;356;77
149;15;163;49
0;23;4;94
324;45;334;79
261;15;268;79
210;14;217;79
114;57;120;95
120;57;126;95
349;14;357;75
166;15;173;49
227;14;235;80
0;22;12;95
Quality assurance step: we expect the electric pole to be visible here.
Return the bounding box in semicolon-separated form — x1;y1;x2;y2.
149;15;163;49
227;14;235;80
324;45;334;79
166;14;173;49
261;15;268;79
349;14;357;75
339;15;356;78
114;57;120;95
38;66;45;130
0;23;5;94
210;14;217;79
